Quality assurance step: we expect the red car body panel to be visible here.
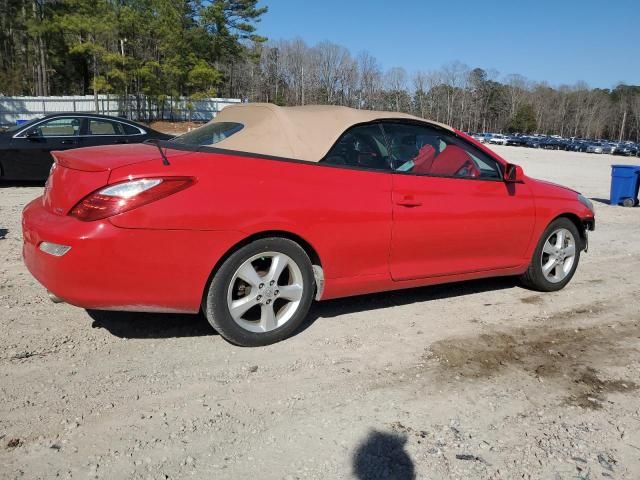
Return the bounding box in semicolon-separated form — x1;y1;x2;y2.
390;174;535;280
107;151;394;281
23;197;245;312
22;130;595;314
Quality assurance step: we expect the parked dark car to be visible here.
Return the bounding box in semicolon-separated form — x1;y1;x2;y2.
540;137;567;150
565;140;586;152
506;135;528;146
0;113;173;181
613;143;639;156
525;137;545;148
539;137;556;149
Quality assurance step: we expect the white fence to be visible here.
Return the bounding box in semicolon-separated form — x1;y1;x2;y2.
0;95;242;126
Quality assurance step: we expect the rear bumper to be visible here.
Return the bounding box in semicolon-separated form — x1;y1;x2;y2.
22;198;244;313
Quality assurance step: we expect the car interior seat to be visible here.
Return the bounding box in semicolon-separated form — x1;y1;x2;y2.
429;144;480;178
412;144;438;174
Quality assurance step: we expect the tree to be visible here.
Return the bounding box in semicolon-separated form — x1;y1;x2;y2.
314;41;349;104
385;67;407;112
357;51;381;109
200;0;267;61
505;73;527;118
50;0;119;110
2;3;640;142
188;59;222;96
508;104;536;133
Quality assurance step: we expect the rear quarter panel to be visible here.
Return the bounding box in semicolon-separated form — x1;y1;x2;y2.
108;151;394;280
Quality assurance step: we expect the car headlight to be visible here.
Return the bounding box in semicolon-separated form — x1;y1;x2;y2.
577;193;594;212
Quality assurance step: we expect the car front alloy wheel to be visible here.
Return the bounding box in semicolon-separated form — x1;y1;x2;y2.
520;218;582;292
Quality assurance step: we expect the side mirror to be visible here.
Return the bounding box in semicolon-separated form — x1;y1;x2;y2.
505;163;524;183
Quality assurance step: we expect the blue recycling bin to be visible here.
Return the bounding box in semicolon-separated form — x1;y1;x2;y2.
610;165;640;206
15;119;29;125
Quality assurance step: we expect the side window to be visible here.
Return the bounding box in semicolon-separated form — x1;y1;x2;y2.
31;118;81;137
121;122;143;135
321;124;390;170
383;123;502;180
88;119;123;135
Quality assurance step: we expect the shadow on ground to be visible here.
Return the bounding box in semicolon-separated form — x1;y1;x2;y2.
0;228;7;239
303;277;517;331
0;180;45;188
353;430;415;479
87;277;518;340
88;310;215;339
590;197;611;205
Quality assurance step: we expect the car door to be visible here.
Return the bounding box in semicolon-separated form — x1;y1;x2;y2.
81;118;130;147
384;122;535;281
318;122;394;279
5;116;82;180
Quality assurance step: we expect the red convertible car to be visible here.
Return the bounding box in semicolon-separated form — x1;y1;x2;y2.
23;104;595;346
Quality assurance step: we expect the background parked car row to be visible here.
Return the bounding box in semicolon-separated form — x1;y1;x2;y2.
469;132;640;156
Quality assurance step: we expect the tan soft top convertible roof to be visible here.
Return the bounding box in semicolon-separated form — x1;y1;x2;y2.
207;103;452;162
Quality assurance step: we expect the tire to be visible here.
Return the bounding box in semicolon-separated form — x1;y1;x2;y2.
204;237;315;347
519;218;582;292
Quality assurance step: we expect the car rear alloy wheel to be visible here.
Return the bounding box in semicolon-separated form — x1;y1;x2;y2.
520;218;582;292
227;252;304;333
204;238;315;346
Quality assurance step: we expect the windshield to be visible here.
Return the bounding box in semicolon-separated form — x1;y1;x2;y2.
170;122;243;146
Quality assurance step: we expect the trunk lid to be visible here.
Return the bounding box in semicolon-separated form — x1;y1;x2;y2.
52;143;191;172
43;163;110;215
43;143;191;215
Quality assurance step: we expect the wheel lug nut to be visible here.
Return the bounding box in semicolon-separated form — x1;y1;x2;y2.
270;280;275;286
266;299;271;304
274;290;279;296
259;283;264;289
257;295;262;301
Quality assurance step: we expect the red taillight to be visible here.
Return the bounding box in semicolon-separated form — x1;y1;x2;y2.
69;177;194;221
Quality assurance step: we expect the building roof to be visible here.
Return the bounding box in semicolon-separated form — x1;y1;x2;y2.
208;103;452;162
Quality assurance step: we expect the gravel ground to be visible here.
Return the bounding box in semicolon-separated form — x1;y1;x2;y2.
1;147;640;480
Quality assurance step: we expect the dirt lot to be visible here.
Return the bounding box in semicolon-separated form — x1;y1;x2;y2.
1;147;640;479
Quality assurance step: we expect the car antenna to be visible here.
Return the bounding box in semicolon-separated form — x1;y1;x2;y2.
145;139;170;166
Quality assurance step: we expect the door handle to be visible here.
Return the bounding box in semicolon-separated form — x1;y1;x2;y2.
395;197;422;207
60;139;76;145
114;139;127;144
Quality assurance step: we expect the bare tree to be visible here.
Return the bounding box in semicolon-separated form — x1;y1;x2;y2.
357;51;381;109
314;41;349;104
413;70;428;118
504;73;527;119
281;37;308;105
239;39;639;141
385;67;407;112
441;61;469;126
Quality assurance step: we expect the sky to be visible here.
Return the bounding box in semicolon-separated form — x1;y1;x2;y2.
257;0;639;89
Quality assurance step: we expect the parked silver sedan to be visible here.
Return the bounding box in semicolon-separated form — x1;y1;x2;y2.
585;142;604;154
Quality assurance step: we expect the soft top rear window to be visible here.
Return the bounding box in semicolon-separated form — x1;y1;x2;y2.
171;122;243;146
